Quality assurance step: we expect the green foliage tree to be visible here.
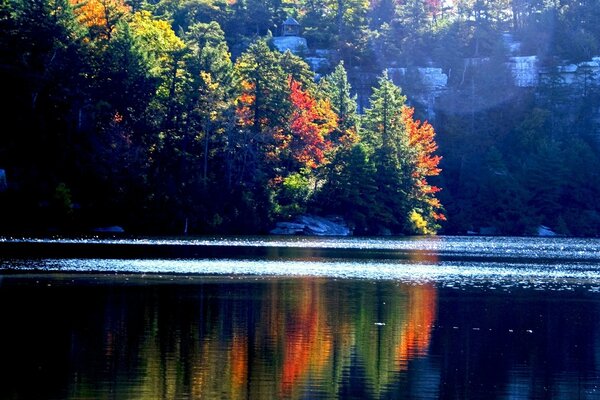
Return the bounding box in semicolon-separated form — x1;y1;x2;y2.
361;72;414;232
318;61;359;136
318;143;378;233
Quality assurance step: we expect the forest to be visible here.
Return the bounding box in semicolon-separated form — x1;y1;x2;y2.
1;0;600;236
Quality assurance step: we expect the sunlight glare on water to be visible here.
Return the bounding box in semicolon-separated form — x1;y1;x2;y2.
2;235;599;260
2;236;600;291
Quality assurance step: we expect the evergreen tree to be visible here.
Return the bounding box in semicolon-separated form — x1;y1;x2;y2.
362;72;412;232
318;61;359;137
318;143;378;233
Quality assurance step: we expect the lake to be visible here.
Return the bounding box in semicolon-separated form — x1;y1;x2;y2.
1;235;599;399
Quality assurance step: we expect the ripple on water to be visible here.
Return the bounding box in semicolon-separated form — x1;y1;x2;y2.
2;236;600;292
3;256;600;292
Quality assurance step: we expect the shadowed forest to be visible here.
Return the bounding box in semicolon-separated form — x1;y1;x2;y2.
1;0;600;236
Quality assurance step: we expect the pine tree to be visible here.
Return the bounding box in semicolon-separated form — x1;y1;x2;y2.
362;71;411;232
318;61;359;139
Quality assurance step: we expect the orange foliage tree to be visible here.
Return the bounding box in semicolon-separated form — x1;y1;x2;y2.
288;78;337;169
401;105;446;232
70;0;130;40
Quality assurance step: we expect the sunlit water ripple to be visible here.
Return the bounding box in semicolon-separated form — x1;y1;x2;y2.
2;235;600;291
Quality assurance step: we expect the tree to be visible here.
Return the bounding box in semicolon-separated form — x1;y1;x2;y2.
362;71;407;157
401;106;445;233
234;40;288;137
361;72;412;232
185;21;233;185
287;79;337;170
317;143;378;233
359;72;444;234
71;0;130;40
279;50;316;91
318;61;359;140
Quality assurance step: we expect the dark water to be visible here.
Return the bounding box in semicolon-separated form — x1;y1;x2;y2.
1;236;600;399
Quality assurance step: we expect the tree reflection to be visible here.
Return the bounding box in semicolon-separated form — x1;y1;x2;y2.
88;279;438;399
1;276;598;399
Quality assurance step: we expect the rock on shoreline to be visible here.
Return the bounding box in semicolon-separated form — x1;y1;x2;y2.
270;215;351;236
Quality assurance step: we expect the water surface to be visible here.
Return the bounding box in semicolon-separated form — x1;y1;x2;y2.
1;236;599;399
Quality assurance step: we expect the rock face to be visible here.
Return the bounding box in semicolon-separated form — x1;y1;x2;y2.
387;67;448;119
507;56;539;87
272;36;308;54
305;56;329;73
270;215;351;236
502;32;521;55
551;59;600;85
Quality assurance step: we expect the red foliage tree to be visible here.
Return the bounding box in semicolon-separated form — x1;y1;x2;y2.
287;78;337;169
402;105;446;222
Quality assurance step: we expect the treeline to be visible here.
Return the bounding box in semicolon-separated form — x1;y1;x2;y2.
3;0;600;236
0;0;443;235
138;0;600;68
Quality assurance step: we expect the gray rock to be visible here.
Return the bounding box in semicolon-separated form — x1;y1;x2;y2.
305;57;329;72
502;32;521;55
537;225;557;237
270;215;351;236
386;67;448;119
270;222;306;235
314;49;334;58
272;36;308;55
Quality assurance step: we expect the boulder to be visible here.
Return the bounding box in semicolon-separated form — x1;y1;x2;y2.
269;222;306;235
270;215;351;236
537;225;557;237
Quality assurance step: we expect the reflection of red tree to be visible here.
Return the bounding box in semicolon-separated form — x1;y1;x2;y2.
231;333;248;395
280;280;332;397
395;285;437;369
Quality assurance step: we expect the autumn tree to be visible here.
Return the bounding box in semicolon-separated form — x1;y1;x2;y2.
401;106;445;234
358;73;443;234
274;78;337;217
287;79;337;170
71;0;130;40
